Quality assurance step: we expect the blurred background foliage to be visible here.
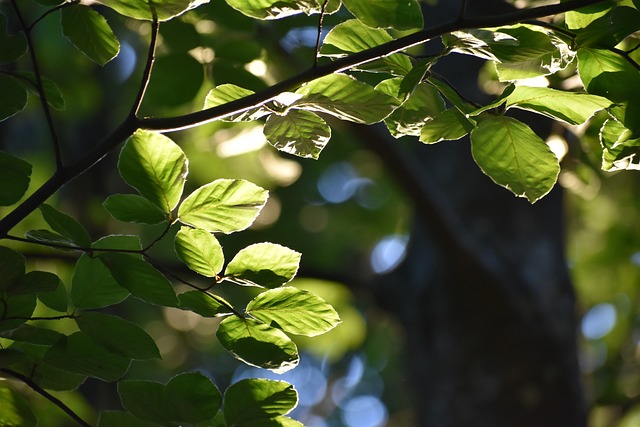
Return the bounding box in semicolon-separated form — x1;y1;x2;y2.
2;0;640;426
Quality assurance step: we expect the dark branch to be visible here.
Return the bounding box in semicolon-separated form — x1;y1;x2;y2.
314;0;330;66
131;15;160;116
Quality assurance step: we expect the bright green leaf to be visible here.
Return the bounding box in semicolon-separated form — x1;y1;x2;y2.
224;378;298;426
264;110;331;159
566;1;612;29
600;118;640;171
175;227;224;277
225;243;301;288
342;0;422;30
72;254;130;309
419;108;475;144
246;287;341;336
44;331;131;381
224;0;340;20
95;0;209;21
61;4;120;66
178;179;268;233
118;130;188;213
103;194;167;225
216;316;299;373
293;74;400;124
0;75;27;121
39;204;92;247
0;384;37;427
0;152;31;206
236;417;304;427
0;13;27;64
574;6;640;48
178;291;234;317
76;312;160;360
99;253;178;307
0;246;25;291
203;84;270;122
470;115;560;203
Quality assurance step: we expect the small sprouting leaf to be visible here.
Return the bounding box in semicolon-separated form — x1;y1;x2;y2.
216;316;299;373
99;253;179;307
61;4;120;66
103;194;167;225
98;411;161;427
6;271;60;295
225;243;301;288
419;108;475;144
0;152;31;206
246;287;341;336
0;246;25;291
264;110;331;159
178;291;234;317
224;379;298;426
71;254;129;309
174;227;224;277
44;331;131;381
0;13;27;63
342;0;423;30
95;0;209;21
0;384;37;427
203;84;270;122
224;0;340;20
293;74;400;124
0;75;28;121
0;294;37;333
470;115;560;203
178;179;268;234
118;130;188;213
39;204;92;247
505;86;611;125
76;312;160;360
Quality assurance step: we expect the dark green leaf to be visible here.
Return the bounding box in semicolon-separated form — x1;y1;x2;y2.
15;72;65;110
470;115;560;203
419;108;475;144
118;380;172;423
0;384;37;427
174;226;224;277
103;194;167;225
224;378;298;426
0;75;28;121
165;372;222;423
44;331;131;381
0;152;31;206
76;312;160;360
24;229;76;248
71;254;130;309
264;110;331;159
342;0;423;30
178;179;268;233
95;0;209;21
98;411;161;427
93;234;143;252
99;253;178;307
224;0;340;20
0;348;24;368
143;53;204;108
37;278;68;312
0;294;36;333
1;325;63;345
178;291;234;317
0;246;25;291
225;243;301;288
39;204;92;247
61;4;120;66
216;316;299;373
32;363;87;391
7;271;60;295
203;84;270;122
0;13;26;63
118;130;188;213
574;6;640;48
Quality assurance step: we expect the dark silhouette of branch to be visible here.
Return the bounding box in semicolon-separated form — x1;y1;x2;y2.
131;14;159;116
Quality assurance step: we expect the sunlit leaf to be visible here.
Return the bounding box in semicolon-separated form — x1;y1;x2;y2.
470;115;559;203
0;384;37;427
95;0;209;21
103;194;167;225
342;0;423;30
178;291;234;317
225;243;301;288
175;226;224;277
118;130;188;213
264;110;331;159
178;179;268;233
203;84;270;122
574;6;640;48
39;204;92;247
246;287;341;336
216;316;299;373
224;379;298;426
0;152;31;206
600;118;640;171
419;108;475;144
235;417;304;427
0;75;27;121
61;4;120;66
224;0;340;20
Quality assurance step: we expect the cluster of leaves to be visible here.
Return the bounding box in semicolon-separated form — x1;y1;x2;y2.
1;0;639;425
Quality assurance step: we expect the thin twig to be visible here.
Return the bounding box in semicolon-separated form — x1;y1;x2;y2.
131;14;160;116
609;47;640;71
314;0;330;66
10;0;64;171
0;368;92;427
28;0;80;31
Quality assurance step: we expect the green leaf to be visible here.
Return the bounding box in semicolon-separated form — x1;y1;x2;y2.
566;1;612;29
0;384;37;427
95;0;209;21
1;325;63;345
118;130;188;213
225;243;301;288
216;316;299;373
0;152;31;206
175;226;224;277
342;0;423;30
15;72;65;110
470;115;560;203
178;179;268;233
320;19;412;75
224;378;298;426
0;348;24;368
31;363;87;391
224;0;340;20
61;4;120;66
178;291;234;317
143;53;204;109
203;84;270;122
264;110;331;159
71;254;130;309
44;331;131;381
103;194;167;225
99;253;179;307
0;294;35;333
0;13;26;64
37;278;68;312
246;287;341;336
419;108;475;144
505;86;611;125
39;204;92;247
236;417;304;427
600;118;640;171
76;312;160;360
24;229;76;248
0;246;25;291
425;76;474;113
98;411;161;427
6;271;60;295
118;381;171;423
293;74;400;124
0;75;28;121
574;6;640;48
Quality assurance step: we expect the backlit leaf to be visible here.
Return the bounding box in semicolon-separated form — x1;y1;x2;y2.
61;4;120;66
203;84;270;122
224;0;340;20
224;379;298;426
178;291;234;317
600;118;640;171
95;0;209;21
419;108;475;144
225;243;301;288
264;110;331;159
0;384;37;427
103;194;167;225
174;226;224;277
342;0;423;30
0;152;31;206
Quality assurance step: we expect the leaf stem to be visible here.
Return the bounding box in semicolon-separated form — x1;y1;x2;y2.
314;0;330;66
28;0;80;32
0;368;92;427
131;15;160;117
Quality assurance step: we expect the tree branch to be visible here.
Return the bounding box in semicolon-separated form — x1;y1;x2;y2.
131;15;159;116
